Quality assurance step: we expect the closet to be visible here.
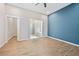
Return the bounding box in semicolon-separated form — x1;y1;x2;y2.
6;16;30;41
30;19;43;39
7;16;17;40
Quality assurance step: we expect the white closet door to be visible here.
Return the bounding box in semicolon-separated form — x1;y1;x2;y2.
17;17;30;41
34;20;43;36
7;16;17;40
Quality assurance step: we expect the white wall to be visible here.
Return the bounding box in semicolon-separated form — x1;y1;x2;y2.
0;3;48;48
5;4;47;41
42;15;48;36
0;4;6;47
5;4;48;40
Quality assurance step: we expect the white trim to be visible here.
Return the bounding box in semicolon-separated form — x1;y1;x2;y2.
17;17;20;41
48;36;79;47
8;34;16;41
0;15;19;48
0;39;8;48
6;15;20;41
0;36;15;48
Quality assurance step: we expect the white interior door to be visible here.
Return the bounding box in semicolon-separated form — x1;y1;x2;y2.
34;20;43;36
7;16;17;40
17;17;30;41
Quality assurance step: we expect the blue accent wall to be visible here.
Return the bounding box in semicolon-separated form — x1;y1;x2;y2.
48;3;79;45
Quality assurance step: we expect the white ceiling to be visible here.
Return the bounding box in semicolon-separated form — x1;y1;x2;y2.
8;3;71;15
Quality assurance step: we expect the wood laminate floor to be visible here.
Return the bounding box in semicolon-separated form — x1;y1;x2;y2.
0;37;79;56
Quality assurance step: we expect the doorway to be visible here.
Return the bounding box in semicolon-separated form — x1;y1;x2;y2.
7;16;17;41
30;19;43;39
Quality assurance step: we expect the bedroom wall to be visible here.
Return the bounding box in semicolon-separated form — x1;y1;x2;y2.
5;4;48;40
48;3;79;45
0;3;48;48
0;4;6;47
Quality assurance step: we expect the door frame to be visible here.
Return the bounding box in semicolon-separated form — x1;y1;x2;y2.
5;15;19;41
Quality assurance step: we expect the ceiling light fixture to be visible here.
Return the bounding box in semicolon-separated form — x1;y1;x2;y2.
35;3;47;8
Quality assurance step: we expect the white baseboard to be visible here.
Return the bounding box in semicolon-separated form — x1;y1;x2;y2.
8;34;15;41
0;39;8;48
48;36;79;47
0;35;16;48
0;35;79;48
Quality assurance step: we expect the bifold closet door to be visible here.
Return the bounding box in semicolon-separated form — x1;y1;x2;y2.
17;17;30;41
7;16;17;40
7;17;14;39
34;20;43;36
